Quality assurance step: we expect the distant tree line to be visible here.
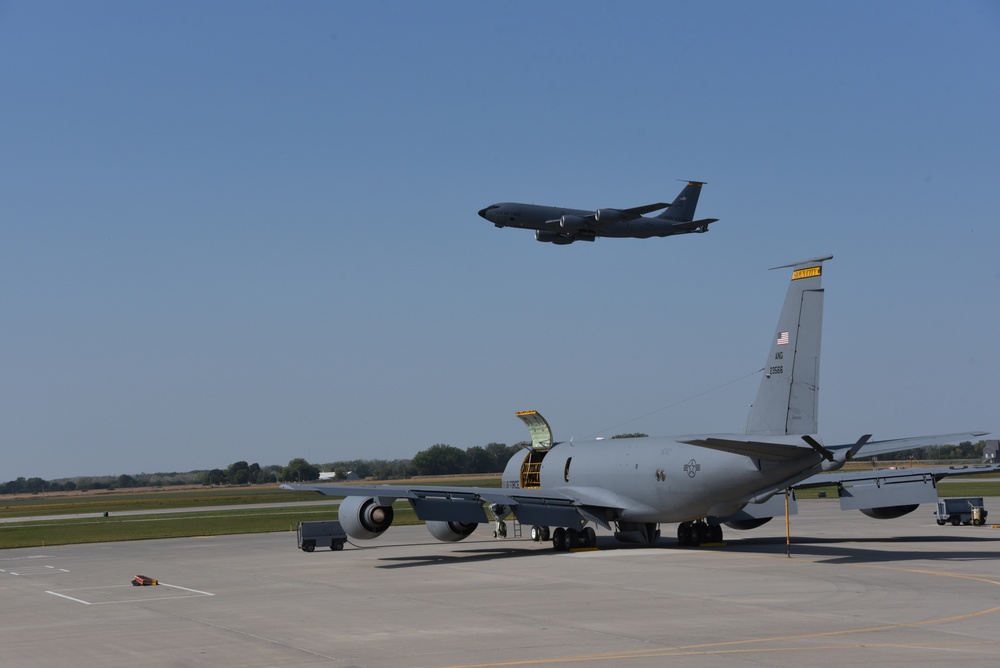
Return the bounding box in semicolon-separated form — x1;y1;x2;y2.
0;471;204;495
10;438;983;495
859;440;986;462
0;442;525;494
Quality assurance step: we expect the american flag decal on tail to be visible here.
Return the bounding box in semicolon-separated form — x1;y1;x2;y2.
776;331;790;345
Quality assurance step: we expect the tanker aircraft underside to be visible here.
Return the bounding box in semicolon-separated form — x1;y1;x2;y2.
477;180;718;244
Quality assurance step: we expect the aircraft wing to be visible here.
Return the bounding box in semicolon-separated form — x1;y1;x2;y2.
850;432;989;459
581;202;672;225
283;483;625;530
620;202;671;218
678;436;815;461
794;462;1000;489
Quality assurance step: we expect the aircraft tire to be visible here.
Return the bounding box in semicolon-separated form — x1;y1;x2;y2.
552;527;567;551
530;525;542;542
583;526;596;548
541;526;551;541
565;528;579;549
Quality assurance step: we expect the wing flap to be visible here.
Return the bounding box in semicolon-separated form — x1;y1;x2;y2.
621;202;671;217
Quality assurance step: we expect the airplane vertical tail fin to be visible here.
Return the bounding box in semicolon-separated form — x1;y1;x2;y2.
656;181;705;222
746;255;832;436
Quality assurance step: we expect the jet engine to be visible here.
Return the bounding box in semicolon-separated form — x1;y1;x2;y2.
426;520;478;542
724;517;772;530
338;496;395;540
859;504;919;520
535;230;575;245
594;208;622;223
559;215;586;231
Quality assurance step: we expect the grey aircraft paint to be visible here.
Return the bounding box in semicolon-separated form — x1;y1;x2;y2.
287;257;990;550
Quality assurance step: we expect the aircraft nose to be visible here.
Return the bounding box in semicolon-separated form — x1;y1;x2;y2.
478;205;498;220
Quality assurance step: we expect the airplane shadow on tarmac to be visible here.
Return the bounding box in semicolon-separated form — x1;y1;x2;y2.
727;533;1000;565
370;533;1000;569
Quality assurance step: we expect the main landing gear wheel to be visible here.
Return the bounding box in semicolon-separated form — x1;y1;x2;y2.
530;525;552;542
550;526;596;551
565;528;579;549
677;520;722;546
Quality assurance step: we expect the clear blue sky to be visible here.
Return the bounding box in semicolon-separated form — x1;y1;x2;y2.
2;1;998;480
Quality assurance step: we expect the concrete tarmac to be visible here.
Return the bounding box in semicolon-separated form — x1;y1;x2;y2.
2;498;999;667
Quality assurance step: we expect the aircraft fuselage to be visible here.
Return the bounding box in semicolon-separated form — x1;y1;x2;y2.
500;437;820;523
480;203;693;239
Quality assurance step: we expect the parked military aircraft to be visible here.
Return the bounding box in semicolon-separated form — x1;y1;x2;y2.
286;256;992;550
477;180;718;244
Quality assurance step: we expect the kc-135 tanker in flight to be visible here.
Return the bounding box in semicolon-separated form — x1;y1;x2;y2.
477;181;718;245
286;256;991;551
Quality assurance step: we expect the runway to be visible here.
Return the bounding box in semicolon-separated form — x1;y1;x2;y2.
2;498;999;667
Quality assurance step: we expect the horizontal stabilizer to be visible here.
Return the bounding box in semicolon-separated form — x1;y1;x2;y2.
670;218;718;232
678;436;816;461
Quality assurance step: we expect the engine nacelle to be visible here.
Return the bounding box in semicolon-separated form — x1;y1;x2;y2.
535;230;575;245
338;496;395;540
594;208;622;223
559;215;586;231
859;504;919;520
426;520;478;542
614;522;659;544
724;517;773;531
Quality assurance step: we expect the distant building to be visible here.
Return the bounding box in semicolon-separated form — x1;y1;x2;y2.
984;440;999;463
318;471;359;481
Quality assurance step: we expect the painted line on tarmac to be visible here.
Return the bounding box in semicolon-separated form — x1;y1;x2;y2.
436;560;1000;667
45;582;215;605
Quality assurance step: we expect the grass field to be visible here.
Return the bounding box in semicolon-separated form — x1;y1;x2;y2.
1;474;996;549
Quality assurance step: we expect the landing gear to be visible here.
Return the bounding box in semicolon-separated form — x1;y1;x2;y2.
552;527;567;550
489;503;511;538
550;525;597;551
530;525;551;542
677;520;723;546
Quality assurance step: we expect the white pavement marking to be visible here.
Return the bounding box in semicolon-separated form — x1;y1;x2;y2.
45;582;215;605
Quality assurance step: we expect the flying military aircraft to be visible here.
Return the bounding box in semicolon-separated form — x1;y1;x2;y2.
477;180;718;245
285;256;992;550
